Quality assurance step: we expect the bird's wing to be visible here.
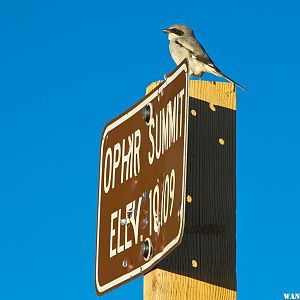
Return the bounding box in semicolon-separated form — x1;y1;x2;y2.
175;37;216;67
175;38;247;92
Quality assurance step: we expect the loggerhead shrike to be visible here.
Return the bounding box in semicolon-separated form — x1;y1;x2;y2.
163;24;246;91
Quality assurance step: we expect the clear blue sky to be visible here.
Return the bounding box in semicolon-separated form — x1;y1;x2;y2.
0;0;299;299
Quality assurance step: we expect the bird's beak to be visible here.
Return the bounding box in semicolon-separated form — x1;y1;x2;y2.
162;28;170;33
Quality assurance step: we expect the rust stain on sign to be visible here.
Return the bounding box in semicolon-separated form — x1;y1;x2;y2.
95;61;189;295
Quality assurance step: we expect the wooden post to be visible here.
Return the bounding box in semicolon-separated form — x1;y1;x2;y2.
144;80;236;300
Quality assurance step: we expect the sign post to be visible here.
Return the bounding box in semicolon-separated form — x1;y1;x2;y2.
95;61;189;295
144;80;237;300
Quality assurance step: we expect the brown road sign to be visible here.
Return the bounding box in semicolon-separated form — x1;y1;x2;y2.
95;60;189;295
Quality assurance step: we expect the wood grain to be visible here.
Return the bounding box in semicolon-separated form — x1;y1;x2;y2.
144;269;236;300
146;80;236;110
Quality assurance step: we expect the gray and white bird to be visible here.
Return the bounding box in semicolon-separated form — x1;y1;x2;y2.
163;24;246;91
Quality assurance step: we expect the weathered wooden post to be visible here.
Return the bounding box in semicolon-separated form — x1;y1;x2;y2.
144;80;236;300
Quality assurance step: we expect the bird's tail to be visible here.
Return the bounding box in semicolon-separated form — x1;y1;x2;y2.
214;68;247;92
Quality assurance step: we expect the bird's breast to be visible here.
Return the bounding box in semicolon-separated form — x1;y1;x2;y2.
169;42;190;65
169;41;208;77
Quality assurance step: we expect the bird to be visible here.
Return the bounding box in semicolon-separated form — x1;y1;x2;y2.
162;24;246;91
